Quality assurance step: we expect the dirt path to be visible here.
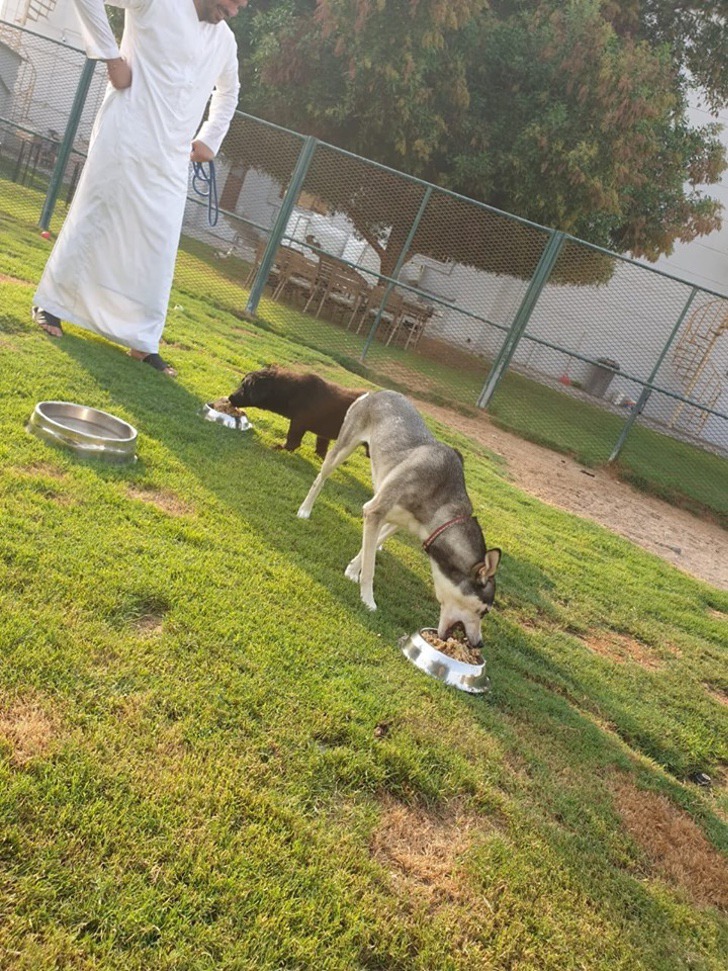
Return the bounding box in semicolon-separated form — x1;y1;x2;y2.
417;400;728;591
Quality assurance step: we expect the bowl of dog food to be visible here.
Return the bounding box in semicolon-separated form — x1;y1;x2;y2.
399;627;490;694
28;400;138;463
201;397;252;431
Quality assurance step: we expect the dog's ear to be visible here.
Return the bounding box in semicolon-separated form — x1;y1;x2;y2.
474;548;501;584
452;447;465;467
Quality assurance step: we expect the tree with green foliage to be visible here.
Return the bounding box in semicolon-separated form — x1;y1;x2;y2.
230;0;726;279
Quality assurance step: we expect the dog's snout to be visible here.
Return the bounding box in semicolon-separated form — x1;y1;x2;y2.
438;618;483;649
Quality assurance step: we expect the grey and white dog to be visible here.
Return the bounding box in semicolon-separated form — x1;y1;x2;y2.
297;390;501;646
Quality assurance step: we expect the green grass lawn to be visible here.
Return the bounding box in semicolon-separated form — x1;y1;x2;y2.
1;187;727;970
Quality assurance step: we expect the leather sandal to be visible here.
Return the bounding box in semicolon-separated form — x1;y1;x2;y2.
32;306;63;337
133;351;177;376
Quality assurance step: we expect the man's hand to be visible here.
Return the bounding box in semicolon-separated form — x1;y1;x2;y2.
190;140;215;163
106;57;131;90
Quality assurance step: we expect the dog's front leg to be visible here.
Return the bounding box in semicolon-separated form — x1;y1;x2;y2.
345;522;398;584
282;420;306;453
344;552;362;583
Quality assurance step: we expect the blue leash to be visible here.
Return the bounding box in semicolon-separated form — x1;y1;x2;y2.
192;160;218;227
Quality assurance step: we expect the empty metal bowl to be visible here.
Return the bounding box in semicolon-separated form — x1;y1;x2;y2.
399;628;491;694
29;401;138;462
201;402;252;431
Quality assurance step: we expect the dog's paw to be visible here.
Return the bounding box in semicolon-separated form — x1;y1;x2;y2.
361;594;377;612
344;561;361;583
297;505;311;519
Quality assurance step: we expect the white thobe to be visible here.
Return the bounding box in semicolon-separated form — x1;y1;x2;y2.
34;0;240;354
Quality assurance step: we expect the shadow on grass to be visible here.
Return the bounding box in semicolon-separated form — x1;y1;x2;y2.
52;331;461;635
470;657;728;966
488;615;728;825
46;327;562;664
10;295;728;970
37;323;724;782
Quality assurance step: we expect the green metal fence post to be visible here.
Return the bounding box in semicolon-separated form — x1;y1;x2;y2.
244;135;317;318
476;230;565;409
39;57;96;230
608;287;698;463
360;184;433;362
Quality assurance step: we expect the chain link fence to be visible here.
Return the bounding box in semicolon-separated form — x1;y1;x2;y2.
0;22;107;224
2;22;727;522
186;112;728;472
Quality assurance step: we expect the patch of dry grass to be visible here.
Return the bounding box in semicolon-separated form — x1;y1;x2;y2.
129;613;166;637
703;683;728;707
126;484;195;517
370;795;484;912
583;630;664;669
613;777;728;912
0;695;59;767
22;461;67;479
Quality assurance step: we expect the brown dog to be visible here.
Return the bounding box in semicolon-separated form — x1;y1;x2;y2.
228;366;366;458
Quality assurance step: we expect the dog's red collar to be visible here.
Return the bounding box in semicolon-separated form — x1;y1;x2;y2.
422;515;474;552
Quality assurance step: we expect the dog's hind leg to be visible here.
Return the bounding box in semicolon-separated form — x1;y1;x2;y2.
314;436;330;459
345;522;399;583
297;394;370;518
297;435;362;519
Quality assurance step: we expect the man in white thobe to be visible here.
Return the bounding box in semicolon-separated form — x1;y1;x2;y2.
33;0;246;375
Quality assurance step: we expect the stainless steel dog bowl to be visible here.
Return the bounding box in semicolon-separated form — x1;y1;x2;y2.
399;628;491;694
28;401;137;462
201;402;252;431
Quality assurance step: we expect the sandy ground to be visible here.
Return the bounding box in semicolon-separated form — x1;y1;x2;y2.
417;400;728;592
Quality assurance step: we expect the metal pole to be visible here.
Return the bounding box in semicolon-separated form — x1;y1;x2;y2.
361;185;433;361
39;57;96;230
12;140;26;183
476;230;565;409
608;287;698;463
244;135;317;318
